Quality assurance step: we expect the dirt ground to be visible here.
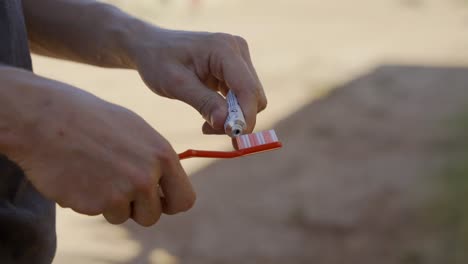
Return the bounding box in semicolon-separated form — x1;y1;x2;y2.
29;0;468;263
122;65;468;264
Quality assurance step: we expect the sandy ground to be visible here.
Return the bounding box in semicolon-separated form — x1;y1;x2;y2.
27;0;468;263
124;65;468;264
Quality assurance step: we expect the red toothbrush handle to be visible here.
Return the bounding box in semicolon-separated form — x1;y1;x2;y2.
178;142;282;160
178;149;243;160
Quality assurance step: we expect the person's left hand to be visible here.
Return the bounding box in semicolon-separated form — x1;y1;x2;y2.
128;28;267;134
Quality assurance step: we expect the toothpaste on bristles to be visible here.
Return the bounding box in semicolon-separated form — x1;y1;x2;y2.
224;90;246;137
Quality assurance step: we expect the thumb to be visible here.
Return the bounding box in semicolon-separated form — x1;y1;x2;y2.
171;71;228;131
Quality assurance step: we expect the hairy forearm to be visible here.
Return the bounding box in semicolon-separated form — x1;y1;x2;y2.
23;0;148;69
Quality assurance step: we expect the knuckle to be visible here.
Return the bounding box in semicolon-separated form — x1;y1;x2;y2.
210;32;233;44
107;194;128;209
153;140;176;164
209;32;237;51
123;162;154;196
233;35;249;50
132;173;154;196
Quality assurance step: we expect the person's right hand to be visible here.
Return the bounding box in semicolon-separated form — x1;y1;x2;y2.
1;68;195;226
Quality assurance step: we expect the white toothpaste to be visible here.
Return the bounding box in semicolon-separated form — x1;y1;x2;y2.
224;90;246;137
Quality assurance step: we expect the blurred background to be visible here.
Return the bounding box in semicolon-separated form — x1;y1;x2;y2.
35;0;468;263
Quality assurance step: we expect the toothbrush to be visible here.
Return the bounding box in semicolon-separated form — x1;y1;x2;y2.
178;91;282;160
178;129;282;160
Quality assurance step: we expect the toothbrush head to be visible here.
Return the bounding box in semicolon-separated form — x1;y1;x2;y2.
234;129;282;153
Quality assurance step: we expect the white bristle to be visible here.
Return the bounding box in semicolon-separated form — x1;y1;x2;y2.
236;129;279;150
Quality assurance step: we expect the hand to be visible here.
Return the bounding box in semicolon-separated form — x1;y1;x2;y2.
2;70;195;226
130;28;267;134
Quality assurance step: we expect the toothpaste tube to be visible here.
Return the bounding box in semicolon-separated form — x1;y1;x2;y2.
224;90;246;137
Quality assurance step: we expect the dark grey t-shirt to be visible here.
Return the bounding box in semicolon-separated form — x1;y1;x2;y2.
0;1;56;263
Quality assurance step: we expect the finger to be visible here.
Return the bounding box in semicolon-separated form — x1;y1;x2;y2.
168;68;228;131
232;137;239;150
218;81;230;97
103;195;131;225
159;151;196;215
203;75;221;92
202;81;229;134
202;121;225;135
218;54;258;133
202;74;229;97
235;38;267;112
131;187;162;227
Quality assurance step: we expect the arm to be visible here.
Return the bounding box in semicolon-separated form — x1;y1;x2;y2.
23;0;137;68
23;0;267;134
0;65;195;226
